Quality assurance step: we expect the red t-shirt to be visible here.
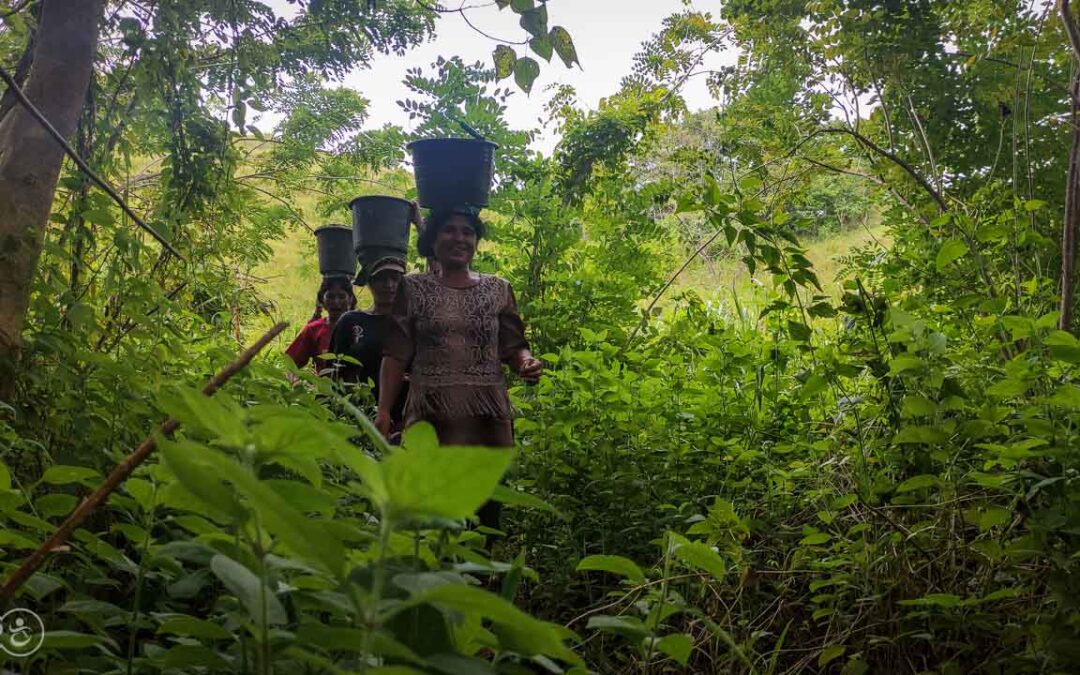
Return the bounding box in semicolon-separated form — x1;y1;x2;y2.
285;318;333;372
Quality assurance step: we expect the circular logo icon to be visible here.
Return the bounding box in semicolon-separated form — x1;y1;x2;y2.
0;608;45;657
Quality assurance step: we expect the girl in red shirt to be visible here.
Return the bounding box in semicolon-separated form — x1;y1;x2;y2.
286;275;355;374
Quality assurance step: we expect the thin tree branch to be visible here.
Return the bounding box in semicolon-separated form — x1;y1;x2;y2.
0;322;289;601
0;64;183;259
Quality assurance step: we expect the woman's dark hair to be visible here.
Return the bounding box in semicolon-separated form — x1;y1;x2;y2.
417;209;486;258
310;274;356;321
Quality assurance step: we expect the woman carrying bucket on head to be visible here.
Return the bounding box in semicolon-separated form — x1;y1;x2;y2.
375;206;542;529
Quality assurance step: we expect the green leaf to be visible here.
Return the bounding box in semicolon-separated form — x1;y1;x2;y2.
935;238;968;271
1024;199;1046;211
159;644;231;670
203;451;345;576
787;320;812;342
898;592;963;608
493;45;516;80
0;459;9;491
158;386;247;447
509;0;532;11
519;5;547;37
35;493;76;518
799;532;831;546
893;426;948;445
491;484;557;513
403;583;577;663
41;465;100;486
550;26;579;68
819;645;846;668
669;533;727;578
513;56;541;94
653;633;693;665
576;554;645;583
157;616;233;640
529;35;553;61
586;615;649;640
210;554;287;628
888;354;923;374
160;439;244;520
382;424;514;522
1049;384;1080;410
80;208;115;226
896;474;943;493
41;631;108;650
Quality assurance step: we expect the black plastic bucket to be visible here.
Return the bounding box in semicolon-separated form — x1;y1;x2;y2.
313;225;356;277
407;137;498;209
349;195;413;258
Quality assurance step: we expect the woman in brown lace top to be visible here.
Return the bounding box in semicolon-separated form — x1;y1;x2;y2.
374;208;541;451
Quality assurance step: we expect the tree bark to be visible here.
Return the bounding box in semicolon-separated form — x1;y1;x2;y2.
0;0;103;399
1060;0;1080;332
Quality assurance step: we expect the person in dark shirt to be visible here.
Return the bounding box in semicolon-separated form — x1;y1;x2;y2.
330;257;407;424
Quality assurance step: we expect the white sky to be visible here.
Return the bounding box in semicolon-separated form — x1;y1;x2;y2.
264;0;732;153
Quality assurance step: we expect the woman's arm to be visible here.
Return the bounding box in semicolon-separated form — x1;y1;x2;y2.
375;356;406;437
498;282;542;382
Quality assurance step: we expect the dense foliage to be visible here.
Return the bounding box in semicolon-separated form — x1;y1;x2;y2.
3;1;1080;673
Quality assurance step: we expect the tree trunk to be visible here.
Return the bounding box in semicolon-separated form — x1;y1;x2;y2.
0;0;103;399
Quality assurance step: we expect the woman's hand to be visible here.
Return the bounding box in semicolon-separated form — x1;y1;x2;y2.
374;409;393;439
517;353;543;383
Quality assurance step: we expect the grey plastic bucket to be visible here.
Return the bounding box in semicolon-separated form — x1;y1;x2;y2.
406;137;497;209
349;195;412;257
313;225;356;277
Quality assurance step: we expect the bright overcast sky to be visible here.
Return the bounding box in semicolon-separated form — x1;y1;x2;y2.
264;0;731;154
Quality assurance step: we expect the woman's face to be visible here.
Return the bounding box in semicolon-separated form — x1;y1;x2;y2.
369;269;402;305
322;286;352;314
433;215;477;268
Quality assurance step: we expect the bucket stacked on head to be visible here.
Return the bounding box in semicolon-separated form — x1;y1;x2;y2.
313;225;355;278
407;137;497;211
349;196;413;284
313;136;497;279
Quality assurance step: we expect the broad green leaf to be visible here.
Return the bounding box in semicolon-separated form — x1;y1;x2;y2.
987;377;1029;398
210;554;287;628
1049;384;1080;410
669;533;727;578
514;56;540;94
799;532;831;546
896;474;942;493
35;493;76;518
576;554;645;583
653;633;693;665
382;425;514;522
41;631;109;650
550;26;579;68
529;35;553;61
203;451;344;576
159;644;231;670
509;0;532;11
492;484;557;513
403;583;577;662
157;616;233;640
158;386;247;447
160;439;244;520
518;5;547;37
898;593;963;608
819;644;846;668
893;426;948;445
493;45;516;80
0;459;9;490
888;355;923;374
935;238;968;271
787;320;812;342
587;615;649;640
41;465;100;486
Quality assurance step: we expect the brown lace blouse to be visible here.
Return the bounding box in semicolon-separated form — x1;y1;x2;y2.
383;273;529;425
